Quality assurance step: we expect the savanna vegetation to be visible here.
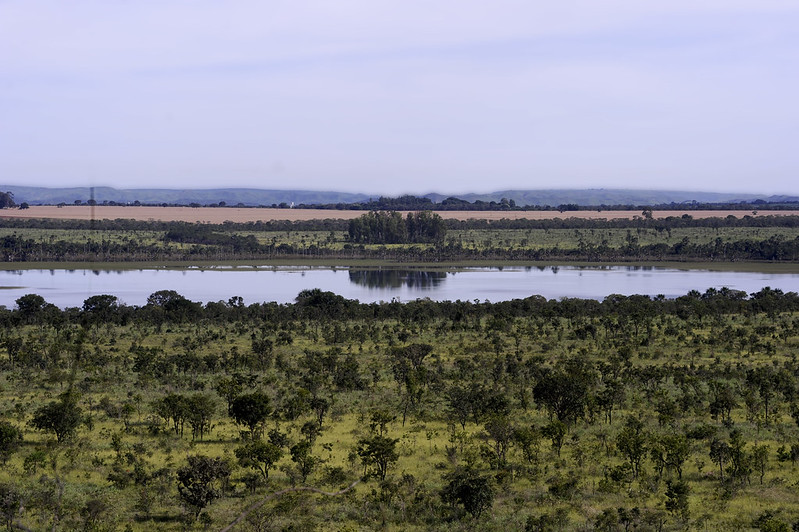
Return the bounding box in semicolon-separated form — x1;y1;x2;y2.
0;288;798;530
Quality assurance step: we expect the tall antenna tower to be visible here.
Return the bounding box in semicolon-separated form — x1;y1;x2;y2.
90;187;96;230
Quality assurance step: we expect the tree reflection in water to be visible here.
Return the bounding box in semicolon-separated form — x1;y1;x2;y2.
348;269;447;289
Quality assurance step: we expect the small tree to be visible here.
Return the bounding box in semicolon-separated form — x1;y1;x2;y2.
483;415;514;468
0;483;21;530
153;393;189;437
542;420;567;457
710;438;731;481
513;426;541;465
752;444;768;485
616;416;648;479
290;441;319;483
665;480;690;520
176;455;231;518
441;467;494;518
215;376;244;415
186;394;215;441
357;435;399;481
0;422;22;465
30;390;82;442
235;440;283;481
230;392;272;437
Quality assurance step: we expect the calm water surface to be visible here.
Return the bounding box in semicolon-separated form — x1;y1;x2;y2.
0;265;797;308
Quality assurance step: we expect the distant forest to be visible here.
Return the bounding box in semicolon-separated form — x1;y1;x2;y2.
300;195;799;213
2;186;798;210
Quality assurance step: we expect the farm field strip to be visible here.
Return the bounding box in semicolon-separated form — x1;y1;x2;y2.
2;227;797;252
3;206;799;223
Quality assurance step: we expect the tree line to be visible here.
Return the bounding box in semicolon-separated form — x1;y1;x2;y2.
4;286;798;330
347;211;447;244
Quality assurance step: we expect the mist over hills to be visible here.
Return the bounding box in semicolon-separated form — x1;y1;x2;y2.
1;185;795;207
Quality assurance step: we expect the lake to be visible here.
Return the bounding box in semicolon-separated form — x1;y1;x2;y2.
1;265;798;308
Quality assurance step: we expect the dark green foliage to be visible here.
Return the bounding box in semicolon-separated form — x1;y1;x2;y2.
348;211;407;244
333;352;365;391
0;483;21;530
81;294;120;326
752;511;791;532
616;416;648;478
0;192;14;209
532;358;595;424
145;290;202;323
215;376;244;415
513;426;541;465
665;480;690;520
357;435;399;481
441;467;494;518
235;440;283;480
153;393;190;437
0;422;22;465
547;472;580;500
525;508;569;532
230;392;272;436
185;394;215;440
650;433;690;479
295;289;352;320
348;210;446;244
541;421;567;457
15;294;47;321
30;390;82;442
482;415;514;468
23;450;46;476
290;441;319;483
176;455;231;517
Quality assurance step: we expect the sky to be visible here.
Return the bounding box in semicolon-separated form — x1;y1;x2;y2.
1;1;798;196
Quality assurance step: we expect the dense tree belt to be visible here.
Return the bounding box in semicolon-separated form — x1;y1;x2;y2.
290;194;799;212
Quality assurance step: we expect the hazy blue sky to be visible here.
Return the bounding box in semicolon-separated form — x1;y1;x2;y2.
2;1;798;196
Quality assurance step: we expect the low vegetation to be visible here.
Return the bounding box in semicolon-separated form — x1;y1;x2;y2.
0;288;798;529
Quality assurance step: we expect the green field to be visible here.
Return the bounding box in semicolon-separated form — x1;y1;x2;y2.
1;225;796;253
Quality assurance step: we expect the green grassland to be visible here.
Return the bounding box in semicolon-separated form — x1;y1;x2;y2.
0;293;799;530
2;226;797;253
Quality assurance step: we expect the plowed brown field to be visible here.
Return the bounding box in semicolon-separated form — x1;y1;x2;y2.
1;206;796;223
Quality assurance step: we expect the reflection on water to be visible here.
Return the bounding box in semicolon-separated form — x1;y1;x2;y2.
0;265;797;308
348;269;447;289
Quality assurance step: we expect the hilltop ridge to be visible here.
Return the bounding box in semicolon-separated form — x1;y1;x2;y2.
1;185;796;208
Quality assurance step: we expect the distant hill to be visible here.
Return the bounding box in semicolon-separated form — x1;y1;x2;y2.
0;186;371;207
423;189;786;206
1;185;796;208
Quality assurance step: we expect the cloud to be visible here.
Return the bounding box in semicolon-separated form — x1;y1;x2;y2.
1;1;798;194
